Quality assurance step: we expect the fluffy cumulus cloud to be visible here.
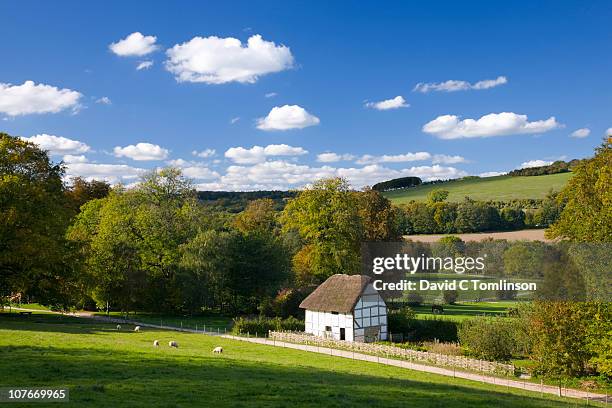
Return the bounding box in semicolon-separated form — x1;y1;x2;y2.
65;161;146;185
316;152;355;163
191;148;216;158
113;142;169;161
136;60;154;70
165;34;294;84
432;154;467;164
520;160;553;169
256;105;320;131
365;96;409;110
414;76;507;93
196;161;467;191
96;96;112;105
225;144;308;164
570;128;590;138
109;32;159;57
356;152;431;165
479;171;506;177
165;159;220;180
0;81;82;116
423;112;561;139
607;128;612;137
21;134;90;155
62;154;88;163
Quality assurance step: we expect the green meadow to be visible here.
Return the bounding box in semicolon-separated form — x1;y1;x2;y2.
0;312;594;407
383;173;572;204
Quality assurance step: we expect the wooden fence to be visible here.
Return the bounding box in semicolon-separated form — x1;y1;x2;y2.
269;331;515;376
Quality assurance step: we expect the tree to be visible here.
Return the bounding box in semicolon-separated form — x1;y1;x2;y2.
233;198;279;235
500;207;525;230
427;189;449;204
0;133;76;308
65;177;111;214
281;178;362;283
357;188;401;241
546;139;611;242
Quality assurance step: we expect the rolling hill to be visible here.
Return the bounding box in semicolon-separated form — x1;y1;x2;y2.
382;173;572;204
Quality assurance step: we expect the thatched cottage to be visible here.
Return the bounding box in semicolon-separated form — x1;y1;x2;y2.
299;274;388;342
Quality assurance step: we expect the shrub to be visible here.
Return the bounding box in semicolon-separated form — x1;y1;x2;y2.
424;340;462;356
388;309;459;343
443;290;458;304
406;293;424;306
232;316;305;336
458;316;527;362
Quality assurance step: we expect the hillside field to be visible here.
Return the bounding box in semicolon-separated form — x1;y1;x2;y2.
383;173;572;204
0;312;583;407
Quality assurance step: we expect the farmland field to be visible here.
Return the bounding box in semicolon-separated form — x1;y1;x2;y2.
0;312;585;407
383;173;572;204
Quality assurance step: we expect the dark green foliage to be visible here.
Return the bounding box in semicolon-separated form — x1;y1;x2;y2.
232;316;305;336
372;176;422;192
508;159;582;177
197;190;296;213
459;316;529;362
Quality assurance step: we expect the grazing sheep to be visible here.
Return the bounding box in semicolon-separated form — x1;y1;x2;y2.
169;341;178;348
116;324;121;330
153;340;159;347
213;346;223;354
134;326;140;332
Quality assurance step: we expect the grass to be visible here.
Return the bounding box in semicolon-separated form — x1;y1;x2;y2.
0;312;591;407
91;311;232;331
409;301;519;322
383;173;572;204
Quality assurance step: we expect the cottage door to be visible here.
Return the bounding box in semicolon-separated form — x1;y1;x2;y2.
340;328;346;340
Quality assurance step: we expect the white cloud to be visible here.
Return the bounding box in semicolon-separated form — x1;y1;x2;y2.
136;60;154;70
191;148;216;158
21;134;91;155
225;144;308;164
265;92;278;98
230;117;240;124
256;105;320;131
196;161;467;191
96;96;112;105
62;154;88;163
316;152;355;163
570;128;590;138
356;152;431;165
165;34;294;84
109;32;158;57
414;76;507;93
65;162;146;184
423;112;561;139
165;159;220;180
606;128;612;137
520;160;553;169
0;80;82;116
432;154;467;164
479;171;506;177
365;96;409;110
113;142;169;161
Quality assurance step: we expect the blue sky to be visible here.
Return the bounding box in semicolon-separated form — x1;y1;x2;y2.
1;0;610;190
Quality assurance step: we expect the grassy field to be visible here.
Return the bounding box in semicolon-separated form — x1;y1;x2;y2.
410;301;519;322
91;311;233;331
0;312;587;407
383;173;572;204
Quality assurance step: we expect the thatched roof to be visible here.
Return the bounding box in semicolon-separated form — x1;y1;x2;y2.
299;274;371;313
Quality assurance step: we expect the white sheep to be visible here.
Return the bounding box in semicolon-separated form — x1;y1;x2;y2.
116;324;121;330
134;326;140;332
213;346;223;354
153;340;159;347
169;341;178;348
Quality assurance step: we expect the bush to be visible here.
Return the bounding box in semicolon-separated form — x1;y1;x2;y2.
443;290;458;305
406;293;424;306
388;309;459;343
232;316;305;336
458;316;527;362
424;340;462;356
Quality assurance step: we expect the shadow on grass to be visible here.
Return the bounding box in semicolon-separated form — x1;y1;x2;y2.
0;313;121;335
0;343;576;408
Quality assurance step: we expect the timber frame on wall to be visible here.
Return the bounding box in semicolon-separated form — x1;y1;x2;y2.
353;284;388;342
